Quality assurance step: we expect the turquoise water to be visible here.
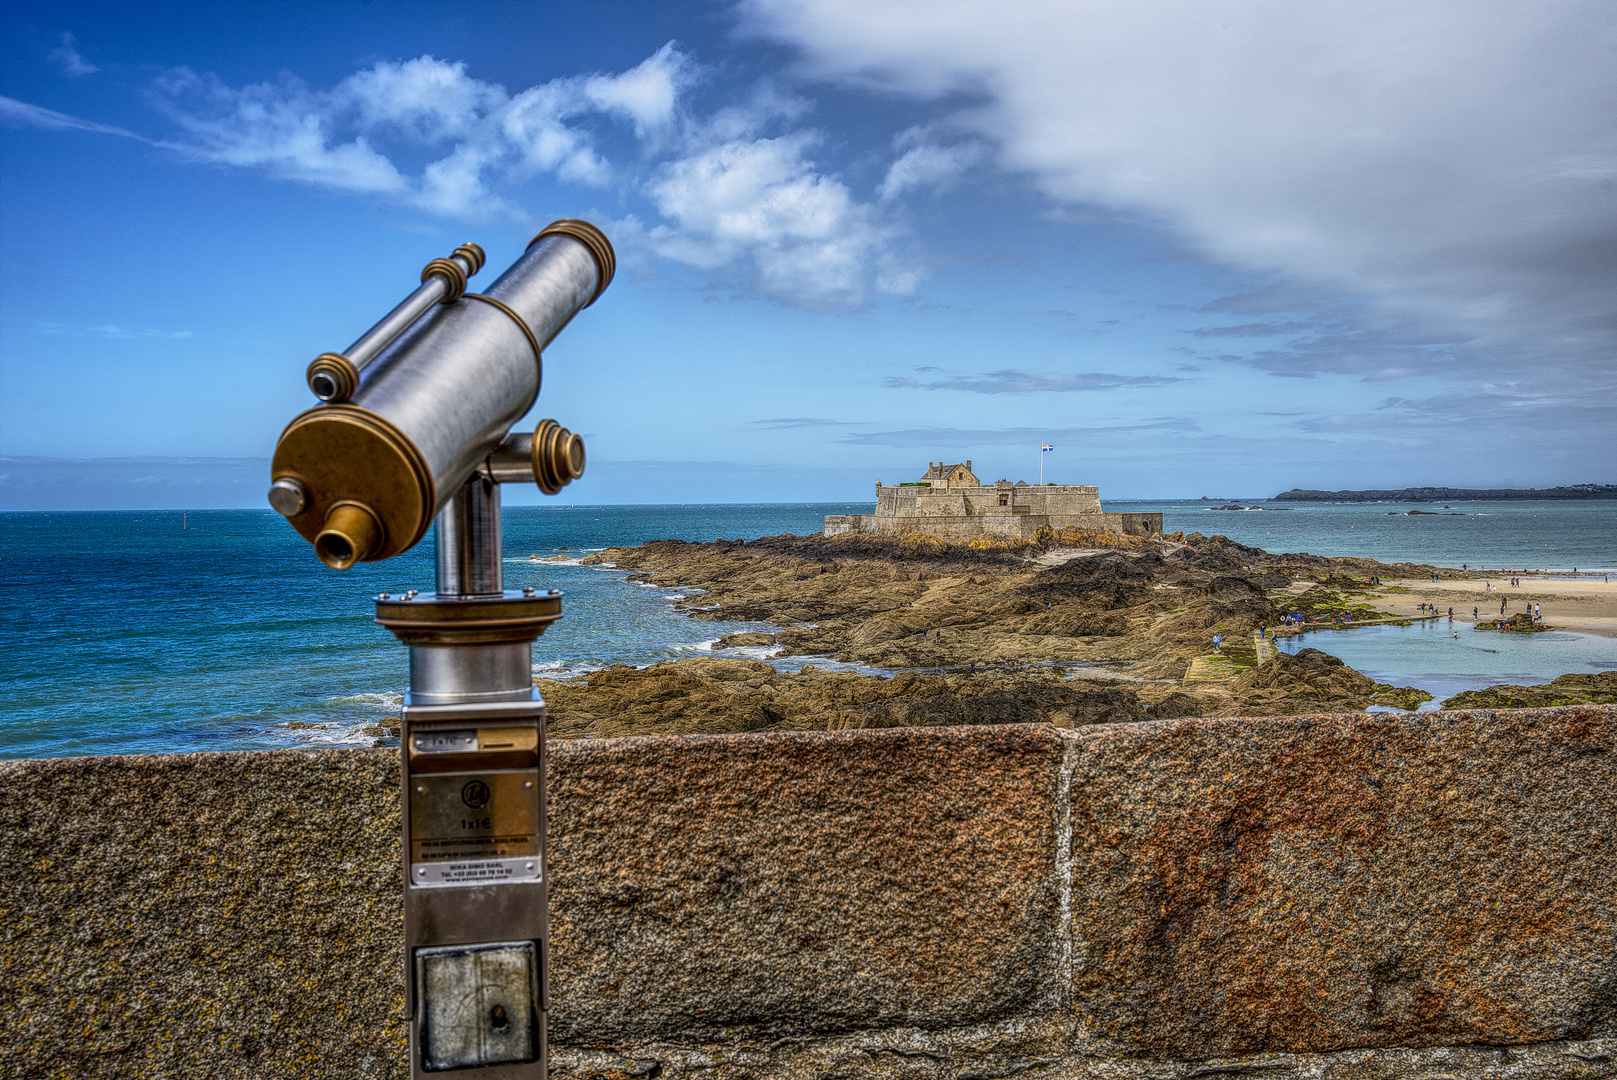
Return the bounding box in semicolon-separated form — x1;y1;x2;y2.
0;505;859;760
1;499;1612;759
1279;620;1617;709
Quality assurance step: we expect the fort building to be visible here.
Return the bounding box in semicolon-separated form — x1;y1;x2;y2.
825;460;1163;542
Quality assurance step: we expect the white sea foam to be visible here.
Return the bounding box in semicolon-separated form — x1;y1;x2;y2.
533;659;603;681
730;645;784;660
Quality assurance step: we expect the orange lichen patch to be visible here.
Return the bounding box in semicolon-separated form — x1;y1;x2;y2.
1066;706;1617;1058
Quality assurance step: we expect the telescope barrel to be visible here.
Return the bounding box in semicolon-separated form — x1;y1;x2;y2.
271;220;614;569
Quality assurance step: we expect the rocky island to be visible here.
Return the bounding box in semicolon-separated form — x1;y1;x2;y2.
531;529;1523;737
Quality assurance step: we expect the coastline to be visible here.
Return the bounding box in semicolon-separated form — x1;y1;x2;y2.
1346;574;1617;639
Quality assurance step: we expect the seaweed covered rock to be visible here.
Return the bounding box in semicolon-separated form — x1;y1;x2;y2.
538;660;1148;739
1474;611;1551;633
1442;671;1617;710
1223;648;1378;715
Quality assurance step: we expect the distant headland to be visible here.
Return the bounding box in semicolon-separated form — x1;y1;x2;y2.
1272;484;1617;502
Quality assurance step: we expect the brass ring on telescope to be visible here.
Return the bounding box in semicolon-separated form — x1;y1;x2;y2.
462;293;543;385
420;257;469;302
527;218;615;306
306;352;359;403
451;242;486;275
531;418;585;496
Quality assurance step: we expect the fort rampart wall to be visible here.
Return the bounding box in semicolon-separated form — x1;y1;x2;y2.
2;705;1613;1078
825;510;1163;541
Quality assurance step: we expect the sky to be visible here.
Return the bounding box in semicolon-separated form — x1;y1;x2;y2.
1;0;1613;508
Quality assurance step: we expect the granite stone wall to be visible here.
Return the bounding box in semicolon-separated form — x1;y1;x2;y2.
2;705;1614;1079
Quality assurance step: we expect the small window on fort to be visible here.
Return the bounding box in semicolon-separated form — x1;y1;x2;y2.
998;495;1008;506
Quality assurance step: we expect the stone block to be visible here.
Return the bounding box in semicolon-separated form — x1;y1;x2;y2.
547;724;1065;1041
1066;705;1617;1058
0;748;406;1078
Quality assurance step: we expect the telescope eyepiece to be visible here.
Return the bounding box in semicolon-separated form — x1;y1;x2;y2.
315;500;384;570
307;353;359;403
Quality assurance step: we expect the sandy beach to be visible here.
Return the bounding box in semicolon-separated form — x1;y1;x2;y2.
1369;576;1617;638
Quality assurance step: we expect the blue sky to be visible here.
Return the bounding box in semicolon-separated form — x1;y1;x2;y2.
2;0;1613;508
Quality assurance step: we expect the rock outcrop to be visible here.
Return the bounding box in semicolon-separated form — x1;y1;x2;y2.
539;658;1148;739
556;532;1492;729
1225;647;1378;715
1442;671;1617;710
581;533;1307;681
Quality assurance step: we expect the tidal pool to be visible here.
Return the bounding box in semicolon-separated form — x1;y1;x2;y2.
1278;618;1617;710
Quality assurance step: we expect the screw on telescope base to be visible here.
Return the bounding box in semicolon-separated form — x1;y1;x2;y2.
268;477;309;517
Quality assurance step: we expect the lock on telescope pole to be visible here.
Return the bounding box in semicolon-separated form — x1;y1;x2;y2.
267;220;612;1077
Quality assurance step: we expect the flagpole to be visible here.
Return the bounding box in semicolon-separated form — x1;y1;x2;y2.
1039;443;1044;484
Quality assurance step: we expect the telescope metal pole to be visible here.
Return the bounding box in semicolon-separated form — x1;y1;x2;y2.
381;473;555;1078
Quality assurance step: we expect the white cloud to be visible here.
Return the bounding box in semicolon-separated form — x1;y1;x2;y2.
339;56;503;141
643;132;897;305
41;322;195;339
746;0;1617;381
581;43;694;140
145;51;695;219
151;68;410;196
14;43;915;307
877;128;986;201
887;369;1185;393
48;33;98;78
0;95;142;140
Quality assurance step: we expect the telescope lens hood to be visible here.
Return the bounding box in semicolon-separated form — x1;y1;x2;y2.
315;500;384;570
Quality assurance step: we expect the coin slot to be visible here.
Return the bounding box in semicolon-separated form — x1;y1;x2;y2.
407;726;539;773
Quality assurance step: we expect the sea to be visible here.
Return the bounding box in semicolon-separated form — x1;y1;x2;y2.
2;499;1614;759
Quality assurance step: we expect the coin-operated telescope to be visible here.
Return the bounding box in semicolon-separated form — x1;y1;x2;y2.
268;219;614;1077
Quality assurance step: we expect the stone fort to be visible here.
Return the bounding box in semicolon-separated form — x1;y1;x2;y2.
825;459;1162;542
